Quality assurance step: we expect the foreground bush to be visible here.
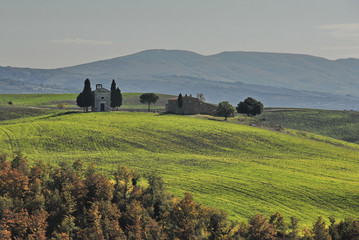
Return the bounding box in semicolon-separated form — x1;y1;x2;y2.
0;153;358;239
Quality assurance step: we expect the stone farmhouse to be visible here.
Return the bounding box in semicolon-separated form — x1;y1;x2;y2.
92;84;111;112
166;94;217;115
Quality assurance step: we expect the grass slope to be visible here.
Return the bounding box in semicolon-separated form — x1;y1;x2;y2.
0;111;358;225
0;105;60;122
260;108;359;144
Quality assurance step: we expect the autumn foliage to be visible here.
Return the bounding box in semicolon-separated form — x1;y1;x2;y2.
0;153;359;239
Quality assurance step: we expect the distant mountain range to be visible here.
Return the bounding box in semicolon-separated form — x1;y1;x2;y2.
1;49;359;110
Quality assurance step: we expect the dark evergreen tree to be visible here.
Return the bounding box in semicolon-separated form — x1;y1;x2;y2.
288;216;300;240
336;217;359;240
76;92;85;112
83;79;93;112
237;97;264;116
178;93;183;109
77;79;93;112
114;87;122;110
269;212;286;238
110;79;116;109
140;93;159;112
329;216;340;240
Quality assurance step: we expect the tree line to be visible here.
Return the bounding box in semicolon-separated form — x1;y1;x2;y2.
0;153;358;240
76;78;161;112
175;92;263;120
76;78;262;116
215;97;264;120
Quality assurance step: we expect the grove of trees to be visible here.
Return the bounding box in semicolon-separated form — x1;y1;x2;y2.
0;153;359;239
237;97;264;116
140;93;159;112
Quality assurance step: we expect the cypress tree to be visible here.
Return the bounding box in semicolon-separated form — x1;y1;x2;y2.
84;79;93;112
111;79;116;109
76;92;85;112
79;78;93;112
114;87;123;110
178;93;183;109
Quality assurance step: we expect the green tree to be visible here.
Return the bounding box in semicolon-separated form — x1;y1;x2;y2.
269;211;286;238
216;101;235;121
113;165;135;205
237;97;264;116
312;216;331;240
206;207;231;240
164;192;207;240
142;173;172;221
288;216;300;240
178;93;183;109
140;93;159;112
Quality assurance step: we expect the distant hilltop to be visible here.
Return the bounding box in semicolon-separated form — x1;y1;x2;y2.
1;49;359;110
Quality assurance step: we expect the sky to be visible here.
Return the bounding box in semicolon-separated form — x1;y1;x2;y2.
1;0;359;69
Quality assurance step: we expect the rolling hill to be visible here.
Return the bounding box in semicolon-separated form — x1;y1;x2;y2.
1;50;359;110
0;78;75;93
260;108;359;144
0;93;175;111
1;111;358;224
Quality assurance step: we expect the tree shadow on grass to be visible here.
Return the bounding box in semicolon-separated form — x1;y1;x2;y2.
40;110;81;120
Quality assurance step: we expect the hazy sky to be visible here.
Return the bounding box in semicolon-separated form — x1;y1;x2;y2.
1;0;359;68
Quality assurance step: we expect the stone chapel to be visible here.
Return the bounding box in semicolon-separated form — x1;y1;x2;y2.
92;84;111;112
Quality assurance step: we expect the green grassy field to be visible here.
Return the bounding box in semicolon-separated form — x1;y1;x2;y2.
259;108;359;144
1;111;358;225
3;94;358;144
0;93;175;110
0;105;61;121
0;94;78;107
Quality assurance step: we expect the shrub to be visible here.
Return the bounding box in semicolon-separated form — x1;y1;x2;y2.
57;103;67;109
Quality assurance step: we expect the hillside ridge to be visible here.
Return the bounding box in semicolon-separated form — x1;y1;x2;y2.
1;49;359;110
